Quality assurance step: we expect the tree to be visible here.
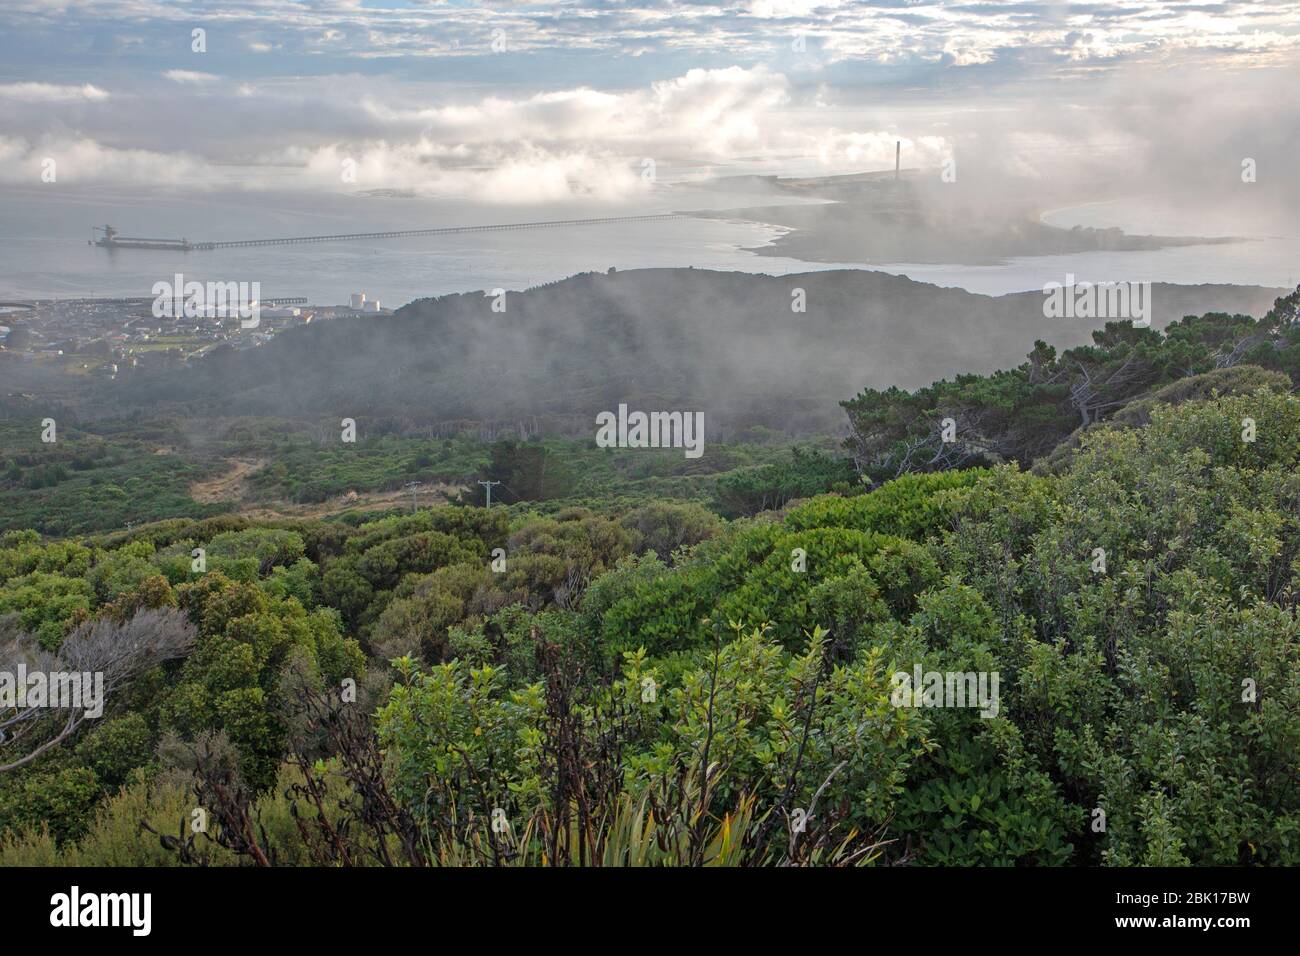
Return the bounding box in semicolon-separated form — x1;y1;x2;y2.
841;311;1300;483
0;607;196;773
472;440;575;504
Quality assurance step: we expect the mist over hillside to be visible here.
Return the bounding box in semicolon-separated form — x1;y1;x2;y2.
108;268;1284;436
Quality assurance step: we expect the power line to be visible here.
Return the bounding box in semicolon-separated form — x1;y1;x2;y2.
476;479;501;509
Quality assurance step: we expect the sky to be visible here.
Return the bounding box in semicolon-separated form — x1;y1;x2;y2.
0;1;1297;208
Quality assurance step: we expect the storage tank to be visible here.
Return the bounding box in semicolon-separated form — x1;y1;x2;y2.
350;292;366;310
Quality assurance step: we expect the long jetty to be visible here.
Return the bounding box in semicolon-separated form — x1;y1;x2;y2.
95;214;689;252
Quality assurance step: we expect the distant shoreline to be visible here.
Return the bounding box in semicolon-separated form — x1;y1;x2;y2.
699;206;1240;268
685;171;1242;268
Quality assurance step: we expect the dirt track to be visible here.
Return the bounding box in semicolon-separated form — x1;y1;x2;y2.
191;458;462;518
190;458;265;503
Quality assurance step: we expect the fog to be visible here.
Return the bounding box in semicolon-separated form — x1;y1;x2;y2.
3;1;1298;435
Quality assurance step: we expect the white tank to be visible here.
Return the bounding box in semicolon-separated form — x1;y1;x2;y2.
350;292;366;310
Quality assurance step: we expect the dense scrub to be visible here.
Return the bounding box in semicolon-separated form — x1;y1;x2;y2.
843;289;1300;482
3;382;1298;865
0;407;817;535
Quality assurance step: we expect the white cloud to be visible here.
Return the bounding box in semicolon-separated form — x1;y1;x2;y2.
360;65;792;160
5;0;1297;72
163;70;220;84
294;141;645;202
0;135;206;184
0;65;887;198
0;82;108;102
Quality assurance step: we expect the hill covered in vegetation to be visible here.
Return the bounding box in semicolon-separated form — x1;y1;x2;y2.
3;373;1298;865
5;287;1300;866
96;269;1284;436
843;287;1300;482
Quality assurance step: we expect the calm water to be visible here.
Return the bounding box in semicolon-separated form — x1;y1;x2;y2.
1;186;1293;305
0;183;857;305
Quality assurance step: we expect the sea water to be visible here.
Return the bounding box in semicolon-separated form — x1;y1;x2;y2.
1;185;1293;306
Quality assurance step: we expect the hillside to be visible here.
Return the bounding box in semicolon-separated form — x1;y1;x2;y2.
104;269;1284;434
4;384;1299;866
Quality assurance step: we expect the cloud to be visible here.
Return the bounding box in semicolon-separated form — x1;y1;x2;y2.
359;65;791;157
0;62;917;199
0;64;788;194
0;82;108;102
0;42;1293;229
294;141;645;202
255;65;800;200
163;70;220;84
3;1;1299;76
0;135;207;185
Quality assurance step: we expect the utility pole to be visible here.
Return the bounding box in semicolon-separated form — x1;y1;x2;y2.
404;481;421;514
477;479;501;509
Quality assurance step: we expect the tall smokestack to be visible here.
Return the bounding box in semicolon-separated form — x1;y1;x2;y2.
895;141;900;180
